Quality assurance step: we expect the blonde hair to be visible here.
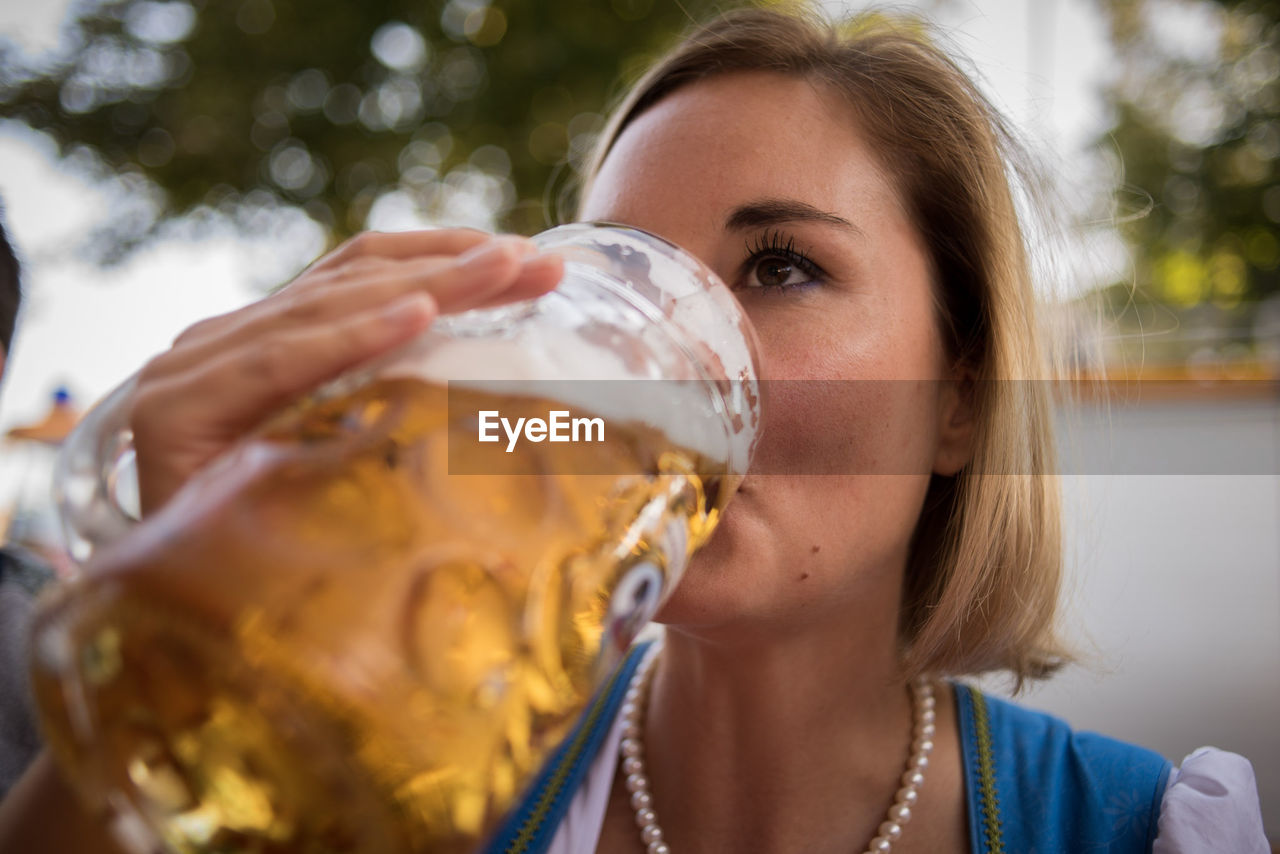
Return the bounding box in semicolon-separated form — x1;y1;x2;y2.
577;7;1066;684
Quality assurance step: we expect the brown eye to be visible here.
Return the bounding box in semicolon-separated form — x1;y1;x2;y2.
739;233;823;291
752;256;795;288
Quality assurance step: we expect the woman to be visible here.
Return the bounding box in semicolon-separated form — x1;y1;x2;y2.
0;7;1268;853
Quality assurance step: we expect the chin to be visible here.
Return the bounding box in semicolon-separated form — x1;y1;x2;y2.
652;499;762;627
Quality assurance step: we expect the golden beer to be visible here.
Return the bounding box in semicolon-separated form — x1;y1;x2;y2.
30;377;732;854
37;224;760;853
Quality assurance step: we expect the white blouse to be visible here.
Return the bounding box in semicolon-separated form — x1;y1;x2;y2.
1153;747;1270;854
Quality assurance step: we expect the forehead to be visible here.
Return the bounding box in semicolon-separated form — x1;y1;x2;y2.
582;71;902;232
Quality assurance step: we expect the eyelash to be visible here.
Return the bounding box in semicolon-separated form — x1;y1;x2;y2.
741;230;824;290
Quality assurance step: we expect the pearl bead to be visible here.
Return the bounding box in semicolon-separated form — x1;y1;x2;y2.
879;820;903;841
619;649;937;854
641;825;664;845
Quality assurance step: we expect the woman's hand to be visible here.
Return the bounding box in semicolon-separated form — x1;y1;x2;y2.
130;228;564;515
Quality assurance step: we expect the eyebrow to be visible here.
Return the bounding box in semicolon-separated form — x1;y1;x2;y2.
724;198;862;235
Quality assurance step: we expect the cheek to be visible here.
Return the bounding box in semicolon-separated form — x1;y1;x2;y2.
744;280;948;477
753;372;943;477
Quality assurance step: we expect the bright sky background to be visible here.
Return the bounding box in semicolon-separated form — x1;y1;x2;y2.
0;0;1125;434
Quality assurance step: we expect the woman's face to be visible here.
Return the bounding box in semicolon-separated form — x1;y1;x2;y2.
580;72;971;633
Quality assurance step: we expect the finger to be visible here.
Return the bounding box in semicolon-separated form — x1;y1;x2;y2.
180;233;530;348
151;240;537;380
193;235;532;345
131;251;561;514
132;292;439;511
305;228;496;275
168;254;420;352
217;249;561;345
285;242;560;315
290;240;554;321
142;292;439;434
426;239;548;312
167;255;447;354
470;253;565;309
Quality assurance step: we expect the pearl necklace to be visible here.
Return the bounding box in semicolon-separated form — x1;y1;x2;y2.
617;646;936;854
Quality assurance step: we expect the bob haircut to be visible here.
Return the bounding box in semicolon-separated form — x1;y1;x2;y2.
576;6;1067;683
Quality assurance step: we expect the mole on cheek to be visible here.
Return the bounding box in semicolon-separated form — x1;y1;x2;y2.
799;572;811;581
811;545;820;554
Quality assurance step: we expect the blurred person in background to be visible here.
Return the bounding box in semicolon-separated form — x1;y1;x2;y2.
0;204;56;801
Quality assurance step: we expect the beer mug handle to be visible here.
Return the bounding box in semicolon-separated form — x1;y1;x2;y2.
53;373;142;569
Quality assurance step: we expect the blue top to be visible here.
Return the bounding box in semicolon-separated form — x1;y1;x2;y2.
955;684;1172;854
487;645;1174;854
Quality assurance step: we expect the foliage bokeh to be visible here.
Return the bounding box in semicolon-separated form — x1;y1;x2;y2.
1095;0;1280;364
0;0;731;260
5;0;1280;365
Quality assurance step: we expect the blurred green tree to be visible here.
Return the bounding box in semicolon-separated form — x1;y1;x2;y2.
0;0;732;260
1095;0;1280;360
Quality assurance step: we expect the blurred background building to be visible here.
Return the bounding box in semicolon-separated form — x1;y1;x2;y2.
0;0;1276;839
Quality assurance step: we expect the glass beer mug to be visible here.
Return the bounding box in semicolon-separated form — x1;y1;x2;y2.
32;224;760;854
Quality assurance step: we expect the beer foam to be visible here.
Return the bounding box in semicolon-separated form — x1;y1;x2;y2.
382;333;752;473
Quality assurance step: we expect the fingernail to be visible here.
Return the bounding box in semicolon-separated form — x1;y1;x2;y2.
382;293;434;329
511;237;539;256
521;254;564;275
458;238;529;273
